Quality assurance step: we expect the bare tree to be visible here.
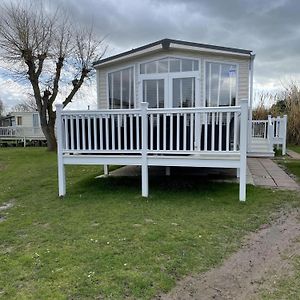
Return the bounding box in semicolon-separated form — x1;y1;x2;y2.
0;1;106;150
12;97;37;112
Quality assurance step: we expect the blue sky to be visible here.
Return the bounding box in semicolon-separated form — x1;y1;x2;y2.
0;0;299;111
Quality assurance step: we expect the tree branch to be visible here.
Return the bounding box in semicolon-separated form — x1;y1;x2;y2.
62;68;89;107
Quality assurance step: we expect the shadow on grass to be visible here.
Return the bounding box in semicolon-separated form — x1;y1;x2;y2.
67;171;245;205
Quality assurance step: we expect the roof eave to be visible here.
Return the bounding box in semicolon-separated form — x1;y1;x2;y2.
93;39;252;68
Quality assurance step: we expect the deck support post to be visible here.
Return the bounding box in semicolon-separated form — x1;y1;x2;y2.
166;166;171;176
236;168;240;178
103;165;109;176
141;102;149;197
239;99;248;201
56;104;66;197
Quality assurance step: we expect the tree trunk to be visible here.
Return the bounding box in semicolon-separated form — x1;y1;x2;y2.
41;122;57;151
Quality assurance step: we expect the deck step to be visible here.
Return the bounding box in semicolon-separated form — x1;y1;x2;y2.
248;138;274;157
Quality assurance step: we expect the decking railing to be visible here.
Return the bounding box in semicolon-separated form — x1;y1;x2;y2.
251;120;268;139
56;100;248;200
0;126;44;138
250;115;287;154
0;126;45;146
58;105;243;155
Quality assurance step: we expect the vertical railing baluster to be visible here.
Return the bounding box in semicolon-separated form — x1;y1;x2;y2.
99;115;103;150
183;113;187;151
130;114;133;150
204;113;208;151
88;115;92;150
226;112;230;151
218;112;222;151
211;112;215;151
190;113;194;151
82;116;86;150
70;116;74;150
105;115;109;150
64;116;69;150
150;114;153;150
76;115;80;150
124;115;127;150
136;114;140;150
170;113;173;151
233;112;238;151
163;114;167;151
111;115;115;150
176;113;180;150
93;116;97;150
117;114;121;150
157;113;160;150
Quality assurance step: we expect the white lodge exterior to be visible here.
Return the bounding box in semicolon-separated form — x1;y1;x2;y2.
56;39;287;201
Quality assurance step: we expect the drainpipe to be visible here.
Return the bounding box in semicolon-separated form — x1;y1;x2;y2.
248;52;256;152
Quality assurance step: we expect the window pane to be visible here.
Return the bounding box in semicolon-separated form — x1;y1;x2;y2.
121;69;130;108
205;62;237;107
173;77;195;107
33;114;39;127
143;79;164;108
145;61;156;74
193;60;199;71
140;63;146;74
181;59;193;72
108;67;134;109
209;63;220;106
158;59;168;73
170;58;180;72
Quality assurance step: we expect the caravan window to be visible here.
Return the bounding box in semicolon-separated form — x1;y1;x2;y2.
140;57;199;74
16;116;22;125
205;62;237;107
108;67;134;109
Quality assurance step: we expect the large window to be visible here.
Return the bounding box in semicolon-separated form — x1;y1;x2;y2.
205;62;237;107
108;67;134;109
140;57;199;74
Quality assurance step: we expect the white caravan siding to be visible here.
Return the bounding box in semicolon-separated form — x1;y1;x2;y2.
96;49;250;109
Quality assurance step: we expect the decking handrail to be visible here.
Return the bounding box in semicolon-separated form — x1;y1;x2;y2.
56;100;249;201
0;126;44;138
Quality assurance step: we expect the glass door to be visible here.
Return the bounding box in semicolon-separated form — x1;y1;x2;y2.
171;77;195;108
140;76;168;108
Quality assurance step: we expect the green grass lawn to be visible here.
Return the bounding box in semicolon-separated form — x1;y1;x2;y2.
288;144;300;154
0;148;299;299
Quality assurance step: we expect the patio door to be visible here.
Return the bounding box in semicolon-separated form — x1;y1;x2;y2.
170;74;201;149
141;76;168;108
169;75;199;108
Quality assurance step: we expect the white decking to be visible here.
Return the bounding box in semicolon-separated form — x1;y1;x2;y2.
0;126;46;146
248;116;287;157
56;100;248;201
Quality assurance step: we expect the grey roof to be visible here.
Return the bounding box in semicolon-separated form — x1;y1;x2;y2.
93;38;252;66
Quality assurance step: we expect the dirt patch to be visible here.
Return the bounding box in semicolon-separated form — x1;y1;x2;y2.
0;200;15;223
0;162;7;171
0;200;15;211
157;208;300;300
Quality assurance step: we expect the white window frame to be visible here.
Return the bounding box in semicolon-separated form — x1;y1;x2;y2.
106;64;136;109
203;59;239;107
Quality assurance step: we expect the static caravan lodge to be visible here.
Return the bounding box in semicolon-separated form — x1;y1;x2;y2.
56;39;287;201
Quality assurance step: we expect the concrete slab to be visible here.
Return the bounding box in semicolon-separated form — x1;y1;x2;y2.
287;149;300;160
247;157;299;190
98;158;298;191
